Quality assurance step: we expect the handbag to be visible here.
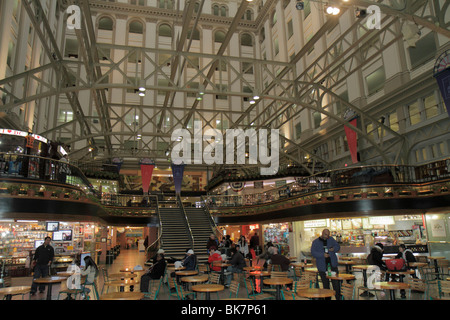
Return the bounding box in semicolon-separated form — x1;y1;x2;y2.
385;259;405;271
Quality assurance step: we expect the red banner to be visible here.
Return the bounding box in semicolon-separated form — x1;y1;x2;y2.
140;164;154;195
344;118;358;164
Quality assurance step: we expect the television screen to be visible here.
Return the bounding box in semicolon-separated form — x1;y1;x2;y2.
34;240;44;248
80;252;91;267
46;222;59;232
53;230;72;241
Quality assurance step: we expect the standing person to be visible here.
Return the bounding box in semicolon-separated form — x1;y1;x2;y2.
224;235;233;247
224;248;246;288
206;234;218;254
311;229;340;299
58;154;70;184
30;237;54;295
144;236;149;251
249;232;260;251
238;235;249;257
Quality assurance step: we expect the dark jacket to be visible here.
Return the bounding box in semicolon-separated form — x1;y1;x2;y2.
183;254;197;271
34;244;54;265
270;254;291;271
395;249;416;266
206;239;218;250
229;251;246;270
368;245;386;271
311;236;340;272
148;258;166;280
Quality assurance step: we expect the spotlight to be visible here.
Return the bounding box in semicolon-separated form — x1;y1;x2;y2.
325;6;340;15
138;91;145;97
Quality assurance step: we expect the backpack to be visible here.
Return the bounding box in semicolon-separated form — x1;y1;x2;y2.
385;259;406;271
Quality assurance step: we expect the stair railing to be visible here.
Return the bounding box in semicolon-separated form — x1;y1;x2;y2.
146;195;162;258
177;194;194;250
200;195;223;242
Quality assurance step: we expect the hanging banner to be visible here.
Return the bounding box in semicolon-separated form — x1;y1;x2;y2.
112;158;123;173
434;68;450;117
171;163;185;194
343;109;359;164
140;158;155;195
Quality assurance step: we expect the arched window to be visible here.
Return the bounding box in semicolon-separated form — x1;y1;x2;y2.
220;5;227;17
212;4;219;16
98;17;114;31
187;28;200;41
158;24;172;38
214;31;226;43
129;20;143;34
240;33;253;47
245;9;253;21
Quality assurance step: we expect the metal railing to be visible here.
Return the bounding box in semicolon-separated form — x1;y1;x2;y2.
146;195;162;257
177;194;194;250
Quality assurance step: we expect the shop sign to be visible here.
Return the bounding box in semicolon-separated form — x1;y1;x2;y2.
0;129;28;137
304;219;328;228
369;216;395;225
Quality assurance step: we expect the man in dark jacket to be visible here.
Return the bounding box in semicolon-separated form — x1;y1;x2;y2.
140;253;166;292
30;236;54;295
182;250;197;271
224;248;245;287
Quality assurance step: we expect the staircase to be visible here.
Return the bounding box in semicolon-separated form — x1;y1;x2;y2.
159;207;192;260
185;207;216;263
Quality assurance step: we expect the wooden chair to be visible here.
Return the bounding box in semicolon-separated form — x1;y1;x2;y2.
282;280;310;300
172;276;196;300
228;280;240;299
198;263;210;274
293;267;302;280
341;283;355;300
208;272;221;284
244;278;274;300
407;278;426;300
101;268;119;295
262;271;289;296
81;277;100;300
437;279;450;299
437;259;449;275
299;272;316;288
167;274;180;300
142;277;162;300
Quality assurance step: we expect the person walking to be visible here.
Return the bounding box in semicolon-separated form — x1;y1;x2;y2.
30;236;54;295
311;229;340;299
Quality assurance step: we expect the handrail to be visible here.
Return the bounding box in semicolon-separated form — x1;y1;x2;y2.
146;195;162;257
177;194;194;250
200;195;223;241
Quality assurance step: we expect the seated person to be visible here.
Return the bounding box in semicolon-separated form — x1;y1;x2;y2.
270;253;291;272
182;249;197;271
208;248;222;271
224;248;246;287
140;253;166;292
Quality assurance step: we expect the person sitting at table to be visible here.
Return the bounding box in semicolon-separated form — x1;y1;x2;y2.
208;248;222;272
368;243;387;271
80;256;99;299
270;253;291;272
394;244;418;281
182;249;197;271
224;247;246;288
311;229;340;299
140;253;166;292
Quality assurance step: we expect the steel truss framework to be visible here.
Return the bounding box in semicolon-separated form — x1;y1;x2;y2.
0;0;448;173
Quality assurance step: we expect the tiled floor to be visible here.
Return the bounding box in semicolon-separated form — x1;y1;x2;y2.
5;248;426;300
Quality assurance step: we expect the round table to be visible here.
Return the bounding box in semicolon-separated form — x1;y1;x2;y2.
373;281;410;300
192;284;224;300
107;279;140;292
263;277;293;300
214;263;231;285
109;273;138;279
33;276;67;300
290;262;313;270
100;291;144;300
352;265;377;297
120;268;146;273
296;288;336;300
0;286;30;300
428;256;446;279
326;273;355;300
338;260;357;273
181;274;209;291
408;262;428;268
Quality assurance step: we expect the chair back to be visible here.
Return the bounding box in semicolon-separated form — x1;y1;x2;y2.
198;264;209;274
438;279;450;298
294;267;302;279
208;272;220;284
299;273;316;288
408;278;426;293
101;268;109;281
270;271;288;279
341;283;354;300
145;278;162;300
229;280;240;298
244;278;256;298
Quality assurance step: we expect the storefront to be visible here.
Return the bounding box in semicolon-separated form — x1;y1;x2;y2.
262;222;291;256
292;214;430;259
0;220;102;277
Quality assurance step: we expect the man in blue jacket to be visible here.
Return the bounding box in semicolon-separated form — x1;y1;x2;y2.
311;229;340;298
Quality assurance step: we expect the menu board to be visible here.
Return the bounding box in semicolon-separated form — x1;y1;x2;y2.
362;218;373;229
342;219;352;230
351;219;362;229
330;219;342;230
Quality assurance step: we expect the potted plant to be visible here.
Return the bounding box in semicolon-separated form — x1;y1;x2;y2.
69;190;79;200
55;190;66;199
26;185;40;197
7;184;20;196
41;186;53;199
431;185;441;194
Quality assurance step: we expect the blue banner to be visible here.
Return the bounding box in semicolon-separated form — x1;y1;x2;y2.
171;163;185;194
434;68;450;117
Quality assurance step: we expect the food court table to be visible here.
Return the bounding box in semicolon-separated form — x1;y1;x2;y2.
0;286;30;300
181;274;209;291
107;279;140;292
296;288;336;300
352;265;375;297
192;284;224;300
428;257;446;279
100;291;144;300
290;262;313;271
373;281;410;300
326;273;355;300
214;263;231;284
263;277;293;300
33;276;67;300
249;270;271;293
339;260;357;273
